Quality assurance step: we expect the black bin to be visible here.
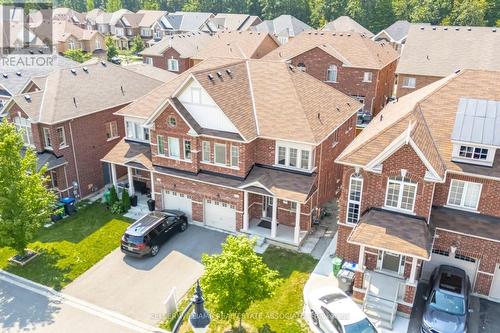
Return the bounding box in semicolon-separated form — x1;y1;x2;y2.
60;197;77;215
338;268;355;294
147;199;155;211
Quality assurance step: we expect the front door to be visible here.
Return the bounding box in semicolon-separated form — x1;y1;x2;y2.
263;197;273;219
381;251;402;273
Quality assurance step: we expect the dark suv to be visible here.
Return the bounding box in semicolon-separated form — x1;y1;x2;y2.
121;210;188;257
422;265;471;333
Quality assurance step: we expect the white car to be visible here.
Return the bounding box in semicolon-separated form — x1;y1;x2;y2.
307;287;378;333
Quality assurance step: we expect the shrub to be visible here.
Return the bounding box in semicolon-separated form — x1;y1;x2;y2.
121;190;131;212
109;186;119;206
110;201;123;214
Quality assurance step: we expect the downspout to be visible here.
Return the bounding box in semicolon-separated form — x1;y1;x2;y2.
68;120;81;198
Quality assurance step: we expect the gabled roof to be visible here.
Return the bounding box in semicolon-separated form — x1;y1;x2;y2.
374;20;421;43
336;69;500;179
137;10;168;28
124;63;178;82
322;16;373;37
191;30;278;60
85;8;104;24
51;21;101;42
140;32;212;57
110;9;132;26
163;11;213;32
9;61;162;124
264;30;399;70
206;13;262;31
119;13;144;29
396;25;500;77
253;15;312;38
95;12;113;25
52;7;85;24
117;58;361;144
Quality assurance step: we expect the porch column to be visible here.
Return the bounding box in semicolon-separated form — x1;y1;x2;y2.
358;245;365;271
243;191;249;231
110;163;118;188
294;202;301;244
271;196;277;238
127;167;135;196
409;257;418;284
150;171;155;197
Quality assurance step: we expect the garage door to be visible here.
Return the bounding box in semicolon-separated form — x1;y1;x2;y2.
422;249;478;286
204;199;236;232
163;190;192;221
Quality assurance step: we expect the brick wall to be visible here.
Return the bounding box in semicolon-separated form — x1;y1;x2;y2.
251;35;280;58
147;48;191;73
396;74;442;98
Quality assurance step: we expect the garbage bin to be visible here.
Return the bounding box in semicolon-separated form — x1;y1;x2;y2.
338;268;356;294
147;199;155;211
342;261;358;272
332;257;343;277
60;197;77;215
130;195;138;207
103;190;110;204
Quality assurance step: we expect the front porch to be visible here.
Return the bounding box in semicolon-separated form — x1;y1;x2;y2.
245;218;308;247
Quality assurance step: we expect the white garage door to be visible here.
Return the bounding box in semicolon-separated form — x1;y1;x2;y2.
422;250;478;286
204;199;236;232
163;190;192;221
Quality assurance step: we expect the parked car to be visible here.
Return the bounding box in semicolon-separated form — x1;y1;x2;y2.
422;265;471;333
110;56;122;65
121;210;188;257
307;286;378;333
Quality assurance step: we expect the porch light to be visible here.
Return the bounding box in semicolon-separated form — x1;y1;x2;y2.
450;245;457;254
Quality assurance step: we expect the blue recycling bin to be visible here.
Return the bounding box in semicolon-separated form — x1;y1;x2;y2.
342;261;358;272
60;197;77;215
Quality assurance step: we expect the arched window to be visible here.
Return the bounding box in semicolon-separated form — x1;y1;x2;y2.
385;176;417;212
347;173;363;224
297;63;306;72
326;64;338;82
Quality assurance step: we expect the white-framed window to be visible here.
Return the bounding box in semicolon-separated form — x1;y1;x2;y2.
384;176;417;212
168;137;180;158
144;57;153;65
297;63;306;72
50;170;58;188
202;141;210;162
402;77;416;88
157;135;165;155
184;140;191;160
447;179;482;211
13;116;34;146
458;145;489;161
56;127;66;148
141;28;152;37
95;38;101;49
125;120;148;142
363;72;373;82
167;58;179;72
289;148;298;167
68;39;76;50
276;143;313;171
43;127;52;148
105;121;119;140
214;143;226;165
300;150;310;169
231;145;239;167
326;64;338;82
278;146;286;165
143;128;150;141
347;174;363;224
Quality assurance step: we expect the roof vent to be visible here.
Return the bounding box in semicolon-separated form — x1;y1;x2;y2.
380;114;383;121
444;27;448;31
288;64;294;71
225;69;232;76
73;97;77;106
71;69;77;75
332;33;336;36
455;27;459;31
336;107;340;112
16;71;21;76
467;27;472;31
38;49;44;54
2;73;7;78
83;67;88;73
29;50;34;54
347;33;351;37
308;32;312;35
101;61;106;66
216;71;223;78
320;32;324;35
493;28;497;32
24;95;31;102
420;26;425;30
454;69;461;74
339;33;343;36
432;26;437;30
208;74;214;81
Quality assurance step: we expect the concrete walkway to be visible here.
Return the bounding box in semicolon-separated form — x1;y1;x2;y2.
0;270;166;333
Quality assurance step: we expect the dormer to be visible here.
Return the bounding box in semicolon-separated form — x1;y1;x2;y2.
451;98;500;167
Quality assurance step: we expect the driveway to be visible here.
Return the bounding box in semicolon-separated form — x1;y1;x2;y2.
63;225;227;325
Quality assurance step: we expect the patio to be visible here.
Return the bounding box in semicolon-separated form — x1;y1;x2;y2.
245;218;308;247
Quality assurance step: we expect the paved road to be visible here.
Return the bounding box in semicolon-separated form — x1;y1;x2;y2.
63;225;227;326
0;272;163;333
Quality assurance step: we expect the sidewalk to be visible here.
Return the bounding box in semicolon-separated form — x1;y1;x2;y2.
302;234;410;333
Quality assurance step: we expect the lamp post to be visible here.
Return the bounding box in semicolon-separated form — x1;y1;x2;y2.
172;280;210;333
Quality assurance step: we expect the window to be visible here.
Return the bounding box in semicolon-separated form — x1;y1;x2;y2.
144;57;153;65
297;63;306;72
214;143;226;165
402;77;416;88
157;135;164;155
363;72;373;82
276;144;313;170
95;38;101;49
167;58;179;72
56;127;66;147
385;176;417;212
202;141;210;162
13;117;34;146
167;137;180;158
143;128;150;141
278;146;286;165
125;120;148;141
126;121;134;138
68;39;75;50
447;179;481;210
289;148;298;167
231;145;239;167
105;121;118;140
347;174;363;224
43;127;52;148
458;145;488;161
326;65;338;82
300;150;310;169
168;116;177;127
50;170;58;188
184;140;191;160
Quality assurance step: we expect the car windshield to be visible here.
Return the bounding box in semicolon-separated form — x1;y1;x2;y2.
431;290;465;315
123;234;143;244
344;318;377;333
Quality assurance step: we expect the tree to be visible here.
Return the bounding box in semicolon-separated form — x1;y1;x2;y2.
86;0;95;11
309;0;327;28
64;49;92;63
448;0;487;26
121;190;131;212
182;0;201;11
106;0;123;12
105;36;118;61
130;35;145;54
392;0;417;21
109;185;119;206
201;236;279;330
142;0;160;9
0;120;56;256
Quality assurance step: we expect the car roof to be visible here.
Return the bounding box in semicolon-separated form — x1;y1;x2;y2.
162;209;185;217
310;287;366;325
435;265;467;295
126;211;166;236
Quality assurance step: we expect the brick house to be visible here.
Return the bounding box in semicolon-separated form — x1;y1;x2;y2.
396;25;500;97
334;69;500;327
264;30;399;117
103;58;361;248
252;15;312;44
51;21;106;54
2;62;162;198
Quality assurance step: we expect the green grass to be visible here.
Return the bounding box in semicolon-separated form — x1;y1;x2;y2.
0;202;131;290
162;246;317;333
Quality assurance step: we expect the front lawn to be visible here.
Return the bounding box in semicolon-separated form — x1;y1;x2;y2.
163;246;317;333
0;202;131;290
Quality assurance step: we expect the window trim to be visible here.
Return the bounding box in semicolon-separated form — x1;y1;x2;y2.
42;127;52;149
363;71;373;82
326;64;338;83
402;76;416;88
167;58;179;72
167;137;180;159
202;141;210;162
105;121;119;140
214;143;227;166
275;144;313;171
157;135;164;155
230;145;239;168
446;179;482;212
184;139;192;161
346;174;363;225
56;126;67;148
384;176;418;213
13;116;34;146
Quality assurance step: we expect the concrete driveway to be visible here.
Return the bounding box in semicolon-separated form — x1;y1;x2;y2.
63;225;227;325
